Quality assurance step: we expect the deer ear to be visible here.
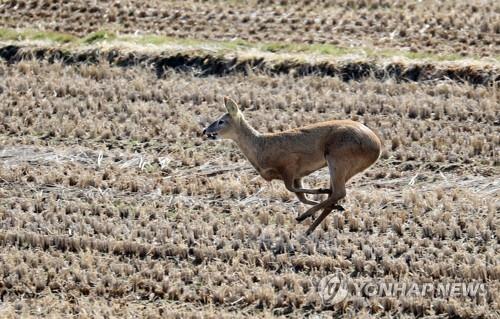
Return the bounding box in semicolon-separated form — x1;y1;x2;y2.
224;97;240;117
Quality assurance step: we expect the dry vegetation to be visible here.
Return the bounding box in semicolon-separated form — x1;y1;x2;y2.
0;58;498;317
1;0;499;58
0;0;499;317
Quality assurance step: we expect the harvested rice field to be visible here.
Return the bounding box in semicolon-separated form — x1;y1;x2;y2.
0;58;498;317
0;0;498;318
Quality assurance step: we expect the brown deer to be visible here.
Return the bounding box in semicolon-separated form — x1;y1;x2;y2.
203;97;381;235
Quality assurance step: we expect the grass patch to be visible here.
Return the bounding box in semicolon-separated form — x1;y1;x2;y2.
32;31;75;43
0;28;76;43
0;28;19;41
123;34;172;46
122;34;209;47
121;34;253;53
260;42;353;56
82;31;116;44
376;49;468;62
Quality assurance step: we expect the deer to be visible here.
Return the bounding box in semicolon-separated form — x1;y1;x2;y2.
202;97;382;235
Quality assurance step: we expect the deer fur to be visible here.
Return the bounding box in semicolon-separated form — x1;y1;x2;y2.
203;97;381;235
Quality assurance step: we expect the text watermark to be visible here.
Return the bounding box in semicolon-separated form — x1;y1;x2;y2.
318;271;487;305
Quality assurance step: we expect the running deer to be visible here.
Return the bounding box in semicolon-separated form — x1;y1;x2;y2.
203;97;381;235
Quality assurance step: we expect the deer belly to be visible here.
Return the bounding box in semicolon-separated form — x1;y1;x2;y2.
298;158;327;176
260;168;281;181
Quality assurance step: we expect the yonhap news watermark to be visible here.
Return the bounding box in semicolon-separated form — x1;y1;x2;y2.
318;271;488;305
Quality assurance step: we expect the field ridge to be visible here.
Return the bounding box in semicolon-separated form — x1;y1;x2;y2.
1;44;498;86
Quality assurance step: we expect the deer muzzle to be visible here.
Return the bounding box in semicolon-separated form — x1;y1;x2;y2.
202;128;218;140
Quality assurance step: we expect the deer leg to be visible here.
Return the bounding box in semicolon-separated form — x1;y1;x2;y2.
306;206;334;235
293;179;319;206
296;198;330;222
284;176;331;195
295;195;344;222
302;156;347;233
305;197;346;235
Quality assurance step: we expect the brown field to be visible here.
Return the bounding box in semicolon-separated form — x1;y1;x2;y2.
0;0;499;318
0;58;498;317
1;0;499;58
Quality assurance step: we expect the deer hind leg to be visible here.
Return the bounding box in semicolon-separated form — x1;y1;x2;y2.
305;206;334;235
296;193;334;222
305;157;347;234
297;157;347;232
295;192;345;223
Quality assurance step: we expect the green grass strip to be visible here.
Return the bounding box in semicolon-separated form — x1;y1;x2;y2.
0;27;497;63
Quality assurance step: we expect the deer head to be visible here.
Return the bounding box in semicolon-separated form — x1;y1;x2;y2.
202;97;243;140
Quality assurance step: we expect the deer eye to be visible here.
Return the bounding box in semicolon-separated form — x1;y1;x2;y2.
218;120;225;125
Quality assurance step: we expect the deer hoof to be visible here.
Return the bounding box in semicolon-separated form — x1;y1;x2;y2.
296;216;306;223
333;205;345;211
296;213;316;223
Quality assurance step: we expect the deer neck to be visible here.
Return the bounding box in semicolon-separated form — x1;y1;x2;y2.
233;117;263;169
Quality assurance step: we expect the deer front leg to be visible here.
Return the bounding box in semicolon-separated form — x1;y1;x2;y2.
294;192;319;206
283;177;331;195
293;179;319;206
